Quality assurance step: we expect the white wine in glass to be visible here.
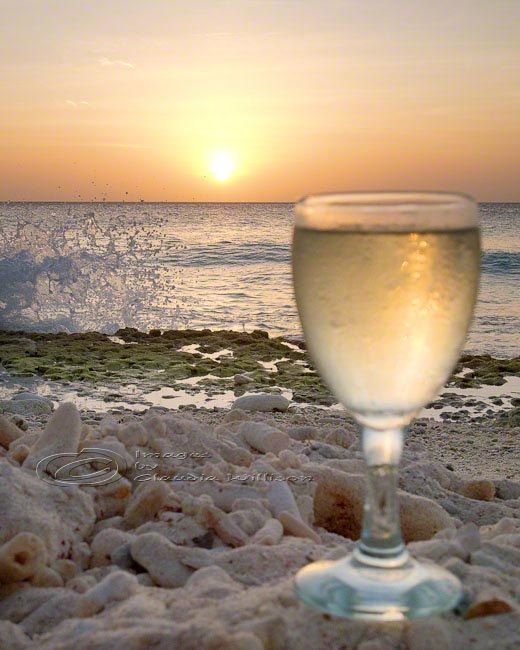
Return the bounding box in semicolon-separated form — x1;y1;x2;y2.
292;192;480;620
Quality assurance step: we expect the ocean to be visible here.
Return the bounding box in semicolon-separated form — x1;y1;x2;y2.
0;202;518;357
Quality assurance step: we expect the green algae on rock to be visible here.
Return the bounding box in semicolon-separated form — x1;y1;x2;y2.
450;355;520;388
0;330;518;408
0;329;329;404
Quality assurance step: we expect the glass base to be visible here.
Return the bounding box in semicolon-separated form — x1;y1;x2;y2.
294;551;462;621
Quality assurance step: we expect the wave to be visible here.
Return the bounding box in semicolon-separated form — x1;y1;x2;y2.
481;251;520;275
163;242;520;276
163;241;291;267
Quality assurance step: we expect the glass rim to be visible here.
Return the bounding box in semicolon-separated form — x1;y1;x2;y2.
294;191;479;231
297;190;475;208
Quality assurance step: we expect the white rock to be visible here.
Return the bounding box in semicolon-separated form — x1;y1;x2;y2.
136;514;207;547
19;591;81;637
136;573;155;587
124;482;180;528
238;421;290;454
222;440;256;467
117;421;148;448
0;460;95;560
142;416;167;442
251;518;284;545
23;402;81;470
8;444;30;464
0;415;23;449
0;533;47;583
0;620;31;649
323;426;357;449
463;588;516;619
232;393;290;412
177;481;263;512
77;571;139;616
480;517;518;541
278;449;301;469
0;394;54;416
70;542;92;571
186;565;240;592
266;481;301;519
266;482;320;542
98;417;120;437
278;511;321;543
308;464;455;542
223;408;249;423
196;503;249;547
90;437;134;472
495;479;520;501
66;574;97;593
408;538;466;562
11;392;43;402
90;528;136;568
130;533;193;588
92;516;124;535
287;425;319;441
30;567;64;587
52;559;77;581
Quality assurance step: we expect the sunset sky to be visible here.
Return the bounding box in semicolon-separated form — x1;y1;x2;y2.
1;0;519;202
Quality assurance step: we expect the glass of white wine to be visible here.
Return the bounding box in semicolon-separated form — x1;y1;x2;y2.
292;192;480;620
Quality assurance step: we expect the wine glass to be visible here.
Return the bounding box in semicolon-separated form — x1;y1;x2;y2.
292;192;480;620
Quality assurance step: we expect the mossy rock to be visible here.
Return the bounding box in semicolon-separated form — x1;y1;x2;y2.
0;329;517;408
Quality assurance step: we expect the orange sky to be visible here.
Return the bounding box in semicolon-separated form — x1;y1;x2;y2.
1;0;519;202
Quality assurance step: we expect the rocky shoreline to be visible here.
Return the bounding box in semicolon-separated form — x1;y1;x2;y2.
1;328;519;417
0;329;519;648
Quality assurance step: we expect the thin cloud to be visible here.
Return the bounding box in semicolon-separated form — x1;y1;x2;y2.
65;100;89;108
98;57;134;69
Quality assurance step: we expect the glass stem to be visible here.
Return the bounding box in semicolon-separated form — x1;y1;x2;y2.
356;426;408;566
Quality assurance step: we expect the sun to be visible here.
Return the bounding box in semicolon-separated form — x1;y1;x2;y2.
209;150;236;182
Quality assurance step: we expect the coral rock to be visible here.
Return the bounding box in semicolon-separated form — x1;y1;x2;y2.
0;620;31;649
400;492;456;542
310;465;454;542
196;503;249;547
130;533;193;588
124;482;180;528
77;571;139;616
30;567;64;588
0;415;23;449
250;518;284;545
278;511;321;543
23;402;81;470
90;528;136;568
0;394;53;417
0;460;95;560
232;393;290;412
0;533;47;583
117;421;148;448
8;444;30;464
464;590;516;619
223;408;249;423
459;479;496;502
238;421;290;454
